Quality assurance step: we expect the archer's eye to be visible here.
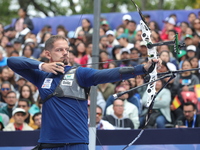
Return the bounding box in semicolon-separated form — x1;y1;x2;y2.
56;48;63;52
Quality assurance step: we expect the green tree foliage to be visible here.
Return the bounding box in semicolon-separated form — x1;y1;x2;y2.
0;0;17;26
0;0;197;25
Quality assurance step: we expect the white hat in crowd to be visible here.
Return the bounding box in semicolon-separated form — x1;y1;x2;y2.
167;17;176;25
186;45;196;52
122;14;132;21
25;38;35;44
106;30;115;36
12;108;26;116
120;48;130;54
140;41;147;46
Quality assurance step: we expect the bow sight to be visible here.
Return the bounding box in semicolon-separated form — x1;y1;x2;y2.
146;33;186;54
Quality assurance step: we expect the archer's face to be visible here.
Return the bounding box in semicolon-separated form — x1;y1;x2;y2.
46;39;69;65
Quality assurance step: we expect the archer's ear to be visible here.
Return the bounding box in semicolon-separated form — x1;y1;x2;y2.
44;50;51;60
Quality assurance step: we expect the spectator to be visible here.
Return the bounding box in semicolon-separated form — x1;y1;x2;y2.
139;41;148;58
33;112;42;130
117;14;132;29
56;25;68;37
167;29;177;41
124;20;137;43
15;76;27;94
22;44;35;59
39;32;52;49
97;82;115;101
36;25;51;43
0;91;18;118
117;48;137;67
184;34;194;47
10;98;38;129
106;86;140;129
192;33;200;59
192;18;200;36
189;56;200;81
117;33;134;52
99;27;106;36
0;115;4;130
75;19;93;37
172;60;199;98
8;66;17;86
25;38;41;59
130;47;142;64
96;105;115;130
175;102;200;128
68;50;79;67
99;35;109;52
140;80;171;128
14;8;34;32
185;27;194;35
103;99;134;129
4;27;17;42
57;30;67;38
5;42;15;57
0;36;9;50
74;42;86;64
0;81;11;104
10;50;19;57
186;45;197;59
80;43;93;67
135;74;146;98
160;17;181;41
115;26;125;37
148;21;160;31
26;81;39;103
0;113;9;130
157;61;175;94
111;45;123;60
100;20;110;32
19;84;35;106
0;66;11;84
106;30;119;48
74;33;85;46
13;39;22;54
176;50;185;66
99;50;112;69
180;21;189;41
159;50;177;71
134;30;143;42
87;91;106;117
151;30;162;43
188;12;197;28
3;108;33;131
0;47;7;67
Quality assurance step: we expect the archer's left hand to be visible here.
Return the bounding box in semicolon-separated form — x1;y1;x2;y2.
143;58;162;73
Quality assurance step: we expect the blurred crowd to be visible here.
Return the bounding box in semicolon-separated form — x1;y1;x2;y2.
0;7;200;131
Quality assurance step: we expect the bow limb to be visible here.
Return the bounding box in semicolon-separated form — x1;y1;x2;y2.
131;0;158;108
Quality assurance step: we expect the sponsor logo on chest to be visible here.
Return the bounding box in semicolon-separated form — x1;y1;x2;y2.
41;78;53;89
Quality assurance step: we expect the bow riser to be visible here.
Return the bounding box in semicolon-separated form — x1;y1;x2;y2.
140;20;158;107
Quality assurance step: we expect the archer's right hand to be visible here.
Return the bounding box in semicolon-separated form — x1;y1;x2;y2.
41;62;65;75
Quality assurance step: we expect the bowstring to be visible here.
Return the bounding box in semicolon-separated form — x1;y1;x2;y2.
122;1;157;149
69;7;105;150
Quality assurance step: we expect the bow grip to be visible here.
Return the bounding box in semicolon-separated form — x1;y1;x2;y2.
147;61;156;73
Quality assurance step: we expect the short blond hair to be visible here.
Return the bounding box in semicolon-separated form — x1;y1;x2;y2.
44;35;68;51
